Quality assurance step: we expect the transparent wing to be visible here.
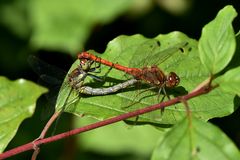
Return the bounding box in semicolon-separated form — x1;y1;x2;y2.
130;39;188;68
28;55;68;120
28;55;66;86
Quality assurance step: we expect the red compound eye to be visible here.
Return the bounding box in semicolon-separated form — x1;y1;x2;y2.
166;72;180;88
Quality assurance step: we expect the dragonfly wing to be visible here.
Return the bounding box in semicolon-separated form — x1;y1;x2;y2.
147;41;189;66
40;74;64;85
130;39;188;68
28;55;69;120
130;39;160;68
28;55;67;85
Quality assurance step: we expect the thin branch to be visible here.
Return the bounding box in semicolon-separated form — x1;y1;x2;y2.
31;87;75;159
38;111;61;140
0;82;214;160
31;111;61;160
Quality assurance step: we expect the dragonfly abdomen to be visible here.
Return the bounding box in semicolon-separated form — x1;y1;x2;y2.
79;79;138;95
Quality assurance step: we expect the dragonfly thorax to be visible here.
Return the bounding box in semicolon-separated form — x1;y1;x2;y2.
68;67;87;90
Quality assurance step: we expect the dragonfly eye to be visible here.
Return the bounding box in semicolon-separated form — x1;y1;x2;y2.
166;72;180;87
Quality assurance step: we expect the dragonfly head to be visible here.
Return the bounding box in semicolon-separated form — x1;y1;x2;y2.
166;72;180;88
80;58;94;71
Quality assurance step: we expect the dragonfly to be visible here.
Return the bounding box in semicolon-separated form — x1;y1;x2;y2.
67;58;139;95
78;52;180;89
77;42;188;97
76;40;189;124
29;55;139;145
29;55;139;111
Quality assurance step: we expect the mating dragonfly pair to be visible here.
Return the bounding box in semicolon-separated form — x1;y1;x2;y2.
67;48;182;98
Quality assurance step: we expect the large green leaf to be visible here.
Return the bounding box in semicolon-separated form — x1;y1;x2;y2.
0;0;133;53
56;32;237;126
29;0;133;54
77;117;163;156
217;66;240;96
0;0;31;38
151;117;240;160
198;5;237;74
0;77;47;153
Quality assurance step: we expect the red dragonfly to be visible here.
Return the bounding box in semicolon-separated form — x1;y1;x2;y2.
77;42;187;92
78;52;180;88
77;41;188;121
67;58;138;95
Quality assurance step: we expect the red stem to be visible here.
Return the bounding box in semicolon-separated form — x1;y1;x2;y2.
0;84;211;159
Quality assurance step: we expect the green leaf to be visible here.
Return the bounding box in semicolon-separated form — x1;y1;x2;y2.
0;0;30;38
29;0;133;53
151;117;240;160
56;32;237;126
0;0;133;53
217;67;240;95
77;117;163;156
0;77;47;153
198;5;237;74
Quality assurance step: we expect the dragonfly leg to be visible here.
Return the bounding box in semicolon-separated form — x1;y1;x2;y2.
87;73;104;82
161;87;177;122
89;60;101;73
87;65;113;82
100;64;113;81
88;59;113;82
133;115;139;125
121;86;156;110
159;87;166;115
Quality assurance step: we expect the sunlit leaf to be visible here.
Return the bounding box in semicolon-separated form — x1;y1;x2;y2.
199;5;237;74
56;32;236;126
151;117;240;160
0;77;47;153
29;0;133;53
77;117;163;155
218;67;240;95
